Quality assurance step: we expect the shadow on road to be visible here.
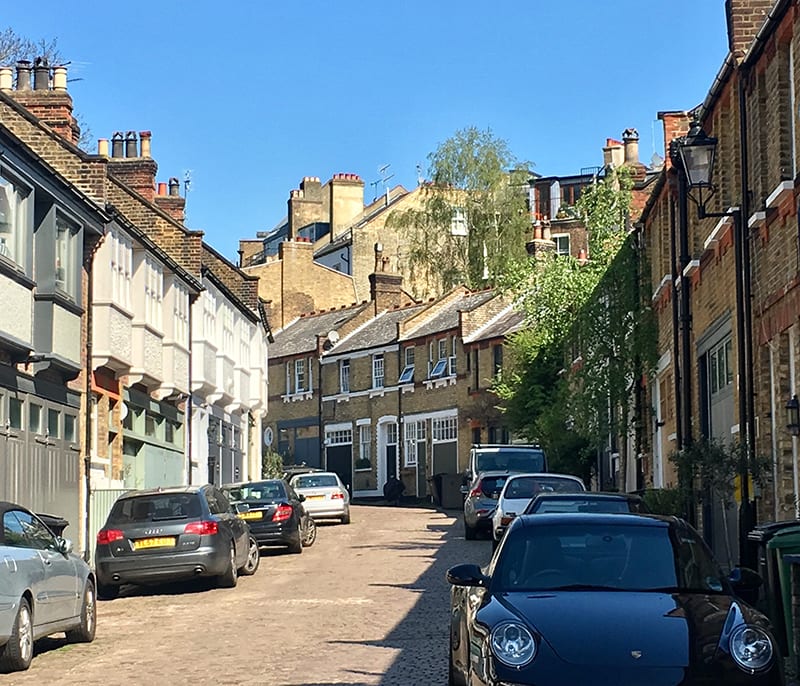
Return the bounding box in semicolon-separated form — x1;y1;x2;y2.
318;506;491;686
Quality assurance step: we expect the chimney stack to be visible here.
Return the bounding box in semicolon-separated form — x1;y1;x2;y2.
622;128;639;165
0;67;12;91
369;271;404;315
9;59;80;144
107;130;158;202
154;176;186;223
97;138;109;157
603;138;625;168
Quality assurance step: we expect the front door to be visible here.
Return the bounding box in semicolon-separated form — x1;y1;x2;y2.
326;445;353;496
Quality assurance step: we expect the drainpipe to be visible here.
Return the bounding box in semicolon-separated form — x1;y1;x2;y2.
83;243;96;562
677;167;693;451
669;196;683;450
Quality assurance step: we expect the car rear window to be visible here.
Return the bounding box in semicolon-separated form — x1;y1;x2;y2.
295;475;339;489
505;476;584;499
224;482;286;503
475;448;545;473
108;494;202;523
531;499;633;514
479;475;508;497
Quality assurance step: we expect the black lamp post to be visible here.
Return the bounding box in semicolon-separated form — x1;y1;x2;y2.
788;395;800;437
674;120;754;567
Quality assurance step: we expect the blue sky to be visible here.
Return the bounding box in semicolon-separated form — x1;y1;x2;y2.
4;1;730;263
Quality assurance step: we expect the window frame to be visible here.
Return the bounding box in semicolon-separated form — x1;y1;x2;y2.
372;353;385;389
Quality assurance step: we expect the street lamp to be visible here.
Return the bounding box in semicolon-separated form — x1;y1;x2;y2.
673;119;754;567
787;395;800;437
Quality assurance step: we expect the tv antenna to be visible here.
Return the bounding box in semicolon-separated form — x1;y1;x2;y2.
370;164;394;203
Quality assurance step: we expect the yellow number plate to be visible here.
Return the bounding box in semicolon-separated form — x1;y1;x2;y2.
307;495;325;500
239;511;263;520
133;537;176;550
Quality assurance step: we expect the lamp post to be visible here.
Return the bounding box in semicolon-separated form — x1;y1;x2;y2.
673;120;755;567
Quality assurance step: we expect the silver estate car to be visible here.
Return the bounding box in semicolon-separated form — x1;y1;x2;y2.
0;502;96;672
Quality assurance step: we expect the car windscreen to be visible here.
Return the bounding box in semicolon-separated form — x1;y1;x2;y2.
529;498;634;514
223;482;286;503
294;475;339;489
108;494;202;523
492;521;727;594
475;449;545;473
504;476;584;499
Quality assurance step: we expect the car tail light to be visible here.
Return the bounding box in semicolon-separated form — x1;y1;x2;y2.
469;485;483;498
331;491;345;500
97;529;124;545
184;520;219;536
500;516;514;526
272;504;293;522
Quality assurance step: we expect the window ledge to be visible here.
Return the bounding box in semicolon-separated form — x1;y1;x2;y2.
766;180;793;209
682;260;700;278
354;467;372;473
369;388;385;398
401;384;415;394
748;211;766;230
336;394;351;404
424;375;456;389
281;391;314;403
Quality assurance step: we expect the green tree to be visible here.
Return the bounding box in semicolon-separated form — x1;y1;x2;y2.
498;167;656;487
387;126;531;296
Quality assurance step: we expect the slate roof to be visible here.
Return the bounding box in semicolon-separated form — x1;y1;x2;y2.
403;290;496;340
331;304;426;355
465;307;526;344
270;303;369;358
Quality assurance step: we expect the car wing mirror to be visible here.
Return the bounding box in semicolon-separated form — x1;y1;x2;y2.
55;537;73;555
729;566;763;591
446;563;490;588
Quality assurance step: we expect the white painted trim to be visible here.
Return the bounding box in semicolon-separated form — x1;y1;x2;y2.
657;350;671;374
356;417;371;426
766;180;793;209
325;421;352;433
322;343;399;363
682;260;700;277
652;274;671;301
403;407;458;423
322;386;398;402
747;211;766;229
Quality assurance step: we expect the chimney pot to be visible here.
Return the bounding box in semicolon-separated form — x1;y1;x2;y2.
52;65;67;91
139;131;152;158
124;131;138;158
168;177;180;196
157;182;168;195
15;60;32;91
33;57;49;90
97;139;110;157
0;67;12;91
111;131;124;158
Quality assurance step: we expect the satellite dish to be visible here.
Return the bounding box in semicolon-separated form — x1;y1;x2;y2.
327;330;340;344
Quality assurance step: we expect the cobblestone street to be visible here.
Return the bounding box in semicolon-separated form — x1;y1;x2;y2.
4;504;488;686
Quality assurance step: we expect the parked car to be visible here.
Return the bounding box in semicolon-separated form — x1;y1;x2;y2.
524;491;648;515
447;513;783;685
222;479;317;552
288;471;351;524
491;473;585;548
282;464;324;481
461;444;547;496
0;501;95;672
95;484;257;600
463;471;512;540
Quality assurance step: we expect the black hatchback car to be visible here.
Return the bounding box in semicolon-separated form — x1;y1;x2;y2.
94;484;259;599
221;479;316;554
447;513;783;685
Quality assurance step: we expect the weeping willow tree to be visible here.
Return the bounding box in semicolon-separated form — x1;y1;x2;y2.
386;126;532;296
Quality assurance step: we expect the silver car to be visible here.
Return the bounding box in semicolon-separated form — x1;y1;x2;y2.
0;502;95;672
491;473;586;548
463;471;513;540
289;472;351;524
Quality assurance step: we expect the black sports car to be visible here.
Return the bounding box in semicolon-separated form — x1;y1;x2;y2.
447;513;783;686
222;479;316;554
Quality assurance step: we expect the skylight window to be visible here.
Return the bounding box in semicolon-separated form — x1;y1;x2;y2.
398;365;415;384
429;359;448;379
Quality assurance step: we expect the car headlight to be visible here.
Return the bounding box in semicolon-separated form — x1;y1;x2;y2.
729;625;773;672
490;621;537;667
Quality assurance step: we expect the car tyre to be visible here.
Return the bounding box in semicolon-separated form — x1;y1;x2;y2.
96;582;120;601
341;507;351;525
464;520;477;540
0;597;33;672
66;580;96;643
239;536;260;576
301;517;317;547
288;534;303;554
218;542;239;587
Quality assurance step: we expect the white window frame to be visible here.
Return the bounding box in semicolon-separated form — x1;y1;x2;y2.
0;171;30;267
372;353;384;389
144;256;164;328
340;359;350;393
110;228;133;309
404;421;419;466
294;358;306;393
173;281;190;346
326;426;353;446
432;416;457;442
55;216;79;298
450;207;468;237
552;233;571;256
357;424;372;471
